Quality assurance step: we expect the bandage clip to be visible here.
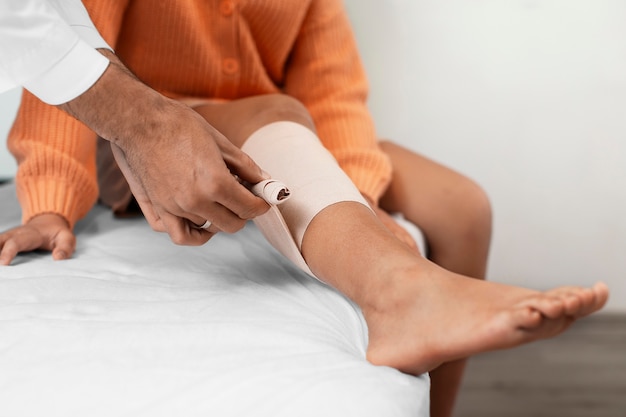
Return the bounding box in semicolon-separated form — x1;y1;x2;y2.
250;179;291;205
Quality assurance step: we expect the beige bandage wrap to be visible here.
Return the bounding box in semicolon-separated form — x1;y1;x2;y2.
242;121;371;279
250;179;291;205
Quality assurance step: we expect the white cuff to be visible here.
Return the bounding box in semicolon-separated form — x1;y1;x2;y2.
71;23;112;52
23;39;110;105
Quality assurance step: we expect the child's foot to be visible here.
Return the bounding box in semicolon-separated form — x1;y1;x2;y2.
364;262;609;375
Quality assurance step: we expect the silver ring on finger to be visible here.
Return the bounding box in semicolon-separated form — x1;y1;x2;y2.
194;220;212;230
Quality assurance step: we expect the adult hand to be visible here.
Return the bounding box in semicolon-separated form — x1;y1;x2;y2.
0;214;75;266
59;50;270;245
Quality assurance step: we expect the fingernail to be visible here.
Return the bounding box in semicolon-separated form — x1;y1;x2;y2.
261;170;271;179
54;251;68;260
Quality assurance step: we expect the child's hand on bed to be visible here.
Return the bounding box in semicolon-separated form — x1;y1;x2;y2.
0;214;75;266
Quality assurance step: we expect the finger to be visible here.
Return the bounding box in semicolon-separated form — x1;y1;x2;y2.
167;178;251;235
217;138;268;185
182;174;269;226
0;233;11;263
188;219;219;234
110;143;166;232
182;209;214;231
5;230;45;254
189;198;250;234
0;239;19;266
212;178;270;223
51;229;77;261
158;208;214;246
0;233;44;266
135;196;166;233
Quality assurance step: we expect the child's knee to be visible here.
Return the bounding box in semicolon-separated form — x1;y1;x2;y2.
455;178;492;241
249;94;315;131
190;94;315;147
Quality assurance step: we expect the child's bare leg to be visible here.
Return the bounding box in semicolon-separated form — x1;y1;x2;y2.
190;94;609;378
302;203;607;375
379;141;492;417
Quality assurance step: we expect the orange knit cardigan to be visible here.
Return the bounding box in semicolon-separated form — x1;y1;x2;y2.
8;0;392;227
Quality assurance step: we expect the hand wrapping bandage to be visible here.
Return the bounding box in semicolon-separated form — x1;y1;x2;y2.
242;121;370;278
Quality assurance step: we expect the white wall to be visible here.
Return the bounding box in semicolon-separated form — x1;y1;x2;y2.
0;88;19;179
345;0;626;311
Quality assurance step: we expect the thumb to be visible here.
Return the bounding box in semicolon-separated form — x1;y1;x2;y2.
219;140;269;184
51;229;77;261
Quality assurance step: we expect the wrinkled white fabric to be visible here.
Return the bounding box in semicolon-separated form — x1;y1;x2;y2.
0;182;430;417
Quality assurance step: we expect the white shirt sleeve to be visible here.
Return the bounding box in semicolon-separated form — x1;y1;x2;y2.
0;0;113;105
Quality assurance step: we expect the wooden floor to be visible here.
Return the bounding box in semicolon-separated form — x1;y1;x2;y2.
455;314;626;417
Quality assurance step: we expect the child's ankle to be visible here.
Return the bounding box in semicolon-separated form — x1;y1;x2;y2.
358;262;427;316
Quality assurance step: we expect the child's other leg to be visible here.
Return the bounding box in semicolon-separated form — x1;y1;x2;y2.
379;141;491;280
378;141;491;417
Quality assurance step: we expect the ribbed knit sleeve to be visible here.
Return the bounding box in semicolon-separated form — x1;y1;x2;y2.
83;0;130;50
9;0;391;222
8;92;98;227
85;0;392;204
283;0;392;203
6;1;130;228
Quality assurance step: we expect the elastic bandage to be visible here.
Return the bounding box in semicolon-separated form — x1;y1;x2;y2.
242;121;370;278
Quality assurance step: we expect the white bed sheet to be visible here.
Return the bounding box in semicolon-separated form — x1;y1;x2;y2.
0;183;429;417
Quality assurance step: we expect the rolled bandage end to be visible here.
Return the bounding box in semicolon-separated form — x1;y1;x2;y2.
250;179;291;205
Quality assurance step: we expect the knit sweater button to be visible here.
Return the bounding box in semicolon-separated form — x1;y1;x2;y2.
222;58;239;74
220;0;234;16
